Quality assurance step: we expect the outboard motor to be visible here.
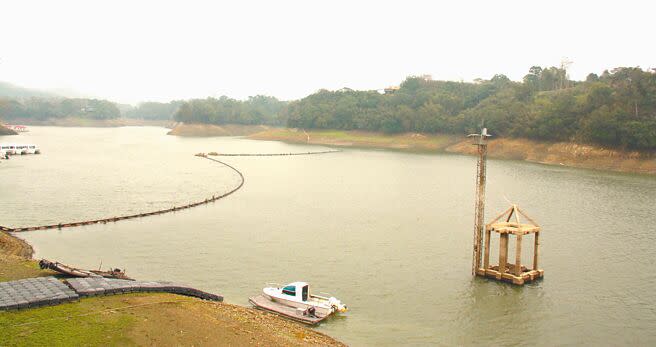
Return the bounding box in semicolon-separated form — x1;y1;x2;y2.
303;306;316;317
328;297;348;313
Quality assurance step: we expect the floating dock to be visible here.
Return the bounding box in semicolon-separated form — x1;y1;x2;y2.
0;277;79;310
0;276;222;311
66;277;222;301
249;294;328;325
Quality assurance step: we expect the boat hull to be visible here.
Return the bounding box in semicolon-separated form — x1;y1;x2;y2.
249;295;328;325
263;293;333;317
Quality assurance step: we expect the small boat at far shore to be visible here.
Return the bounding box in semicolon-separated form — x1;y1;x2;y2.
250;281;347;325
0;143;40;155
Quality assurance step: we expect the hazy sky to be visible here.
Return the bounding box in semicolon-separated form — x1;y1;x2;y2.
1;0;654;104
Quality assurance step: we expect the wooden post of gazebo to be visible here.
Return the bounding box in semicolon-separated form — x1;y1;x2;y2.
476;204;544;285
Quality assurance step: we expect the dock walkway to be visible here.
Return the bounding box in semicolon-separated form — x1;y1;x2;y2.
0;277;79;310
1;276;222;311
66;277;222;301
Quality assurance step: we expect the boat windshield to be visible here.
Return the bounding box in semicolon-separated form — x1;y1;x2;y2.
282;285;295;296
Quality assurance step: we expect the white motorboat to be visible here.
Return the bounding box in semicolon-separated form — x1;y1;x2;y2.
262;281;347;317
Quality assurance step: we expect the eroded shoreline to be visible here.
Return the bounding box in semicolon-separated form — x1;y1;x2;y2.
246;127;656;175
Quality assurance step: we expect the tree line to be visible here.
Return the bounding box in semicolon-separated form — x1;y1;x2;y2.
281;67;656;150
0;98;121;120
173;95;286;126
173;67;655;150
123;101;184;120
1;66;654;150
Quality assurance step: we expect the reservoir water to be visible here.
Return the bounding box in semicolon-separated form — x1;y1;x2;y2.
2;126;655;346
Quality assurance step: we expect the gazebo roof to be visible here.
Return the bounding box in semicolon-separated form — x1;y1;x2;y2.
486;204;540;235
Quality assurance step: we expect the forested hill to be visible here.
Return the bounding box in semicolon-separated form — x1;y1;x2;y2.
0;98;121;120
282;67;656;150
0;83;123;120
174;95;286;126
174;66;656;151
0;81;57;99
124;101;184;120
0;98;179;121
1;67;654;150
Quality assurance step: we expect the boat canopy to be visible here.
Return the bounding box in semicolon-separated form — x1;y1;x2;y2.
281;282;309;301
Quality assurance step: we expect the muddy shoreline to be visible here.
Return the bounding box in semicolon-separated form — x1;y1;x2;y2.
247;127;655;175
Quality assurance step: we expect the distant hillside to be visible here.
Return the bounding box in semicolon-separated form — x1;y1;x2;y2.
0;81;58;99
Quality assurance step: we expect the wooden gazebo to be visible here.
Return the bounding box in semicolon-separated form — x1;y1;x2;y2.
476;204;544;285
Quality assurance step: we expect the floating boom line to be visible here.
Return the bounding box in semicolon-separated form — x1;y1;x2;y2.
1;156;245;233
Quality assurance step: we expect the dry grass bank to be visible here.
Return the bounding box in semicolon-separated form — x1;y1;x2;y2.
250;128;656;175
250;128;459;151
446;138;656;175
167;123;271;137
0;231;345;346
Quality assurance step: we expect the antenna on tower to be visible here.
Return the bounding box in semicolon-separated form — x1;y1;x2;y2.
560;58;573;89
468;125;491;275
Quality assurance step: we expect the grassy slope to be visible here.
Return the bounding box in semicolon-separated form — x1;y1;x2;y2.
0;232;54;282
167;123;270;136
1;293;343;347
250;128;459;151
250;128;656;175
0;231;345;346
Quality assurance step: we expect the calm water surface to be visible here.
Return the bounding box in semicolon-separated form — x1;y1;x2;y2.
1;126;655;346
